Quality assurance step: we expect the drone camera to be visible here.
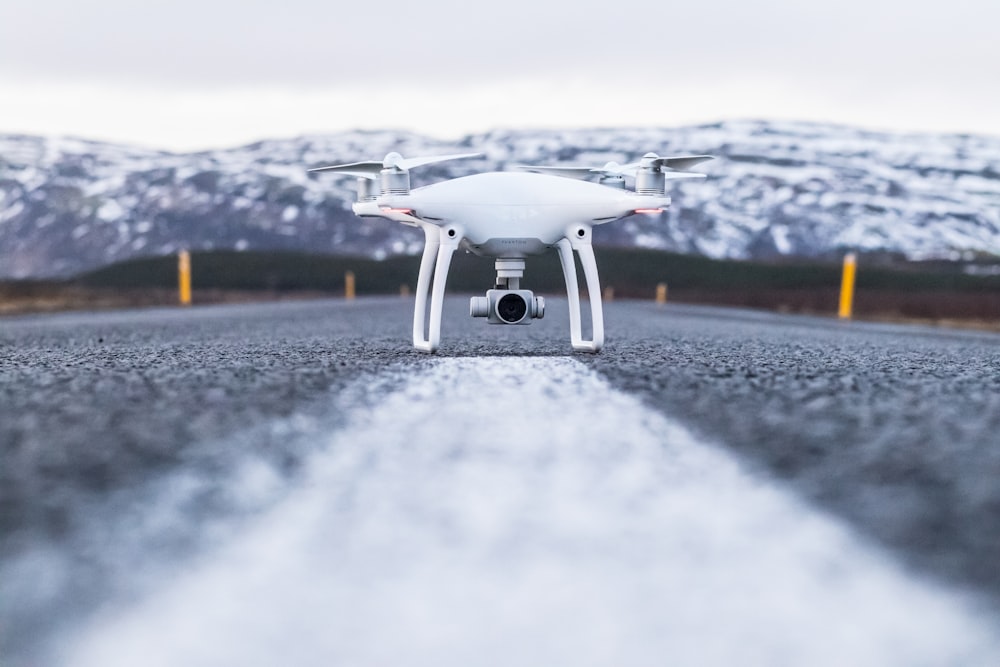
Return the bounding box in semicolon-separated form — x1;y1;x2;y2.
470;290;545;325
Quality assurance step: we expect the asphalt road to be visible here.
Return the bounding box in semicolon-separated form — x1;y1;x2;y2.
2;296;1000;665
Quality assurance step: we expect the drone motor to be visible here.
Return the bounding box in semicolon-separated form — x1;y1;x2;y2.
379;168;410;196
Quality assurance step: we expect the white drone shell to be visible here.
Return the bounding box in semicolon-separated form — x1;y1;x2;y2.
371;171;671;249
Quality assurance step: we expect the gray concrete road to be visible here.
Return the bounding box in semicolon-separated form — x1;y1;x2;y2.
2;297;999;664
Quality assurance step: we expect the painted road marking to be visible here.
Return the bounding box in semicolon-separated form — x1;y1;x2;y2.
63;357;999;666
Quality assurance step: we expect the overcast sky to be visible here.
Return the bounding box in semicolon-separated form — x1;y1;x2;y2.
1;0;998;151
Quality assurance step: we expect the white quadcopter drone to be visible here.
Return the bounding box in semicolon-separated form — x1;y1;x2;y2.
310;150;712;353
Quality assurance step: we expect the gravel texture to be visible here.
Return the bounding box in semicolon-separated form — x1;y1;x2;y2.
2;296;999;661
585;302;1000;602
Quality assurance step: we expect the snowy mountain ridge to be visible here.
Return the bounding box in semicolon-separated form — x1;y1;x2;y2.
1;120;999;278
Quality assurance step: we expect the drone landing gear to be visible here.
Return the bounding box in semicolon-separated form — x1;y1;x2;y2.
556;237;604;352
410;224;605;354
412;223;463;353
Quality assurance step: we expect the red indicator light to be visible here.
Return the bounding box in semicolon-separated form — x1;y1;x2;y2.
633;208;663;214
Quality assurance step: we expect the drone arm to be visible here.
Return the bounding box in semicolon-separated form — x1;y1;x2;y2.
556;235;604;352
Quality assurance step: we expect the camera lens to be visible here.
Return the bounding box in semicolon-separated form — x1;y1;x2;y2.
496;293;528;323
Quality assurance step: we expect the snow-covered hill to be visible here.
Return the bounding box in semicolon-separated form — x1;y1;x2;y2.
1;121;999;278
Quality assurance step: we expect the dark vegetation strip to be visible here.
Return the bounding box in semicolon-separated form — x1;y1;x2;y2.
2;248;999;322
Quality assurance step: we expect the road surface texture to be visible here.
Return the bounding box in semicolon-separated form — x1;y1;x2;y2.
2;296;999;665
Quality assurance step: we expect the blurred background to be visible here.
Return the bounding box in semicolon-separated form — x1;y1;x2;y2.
1;0;999;321
2;0;998;149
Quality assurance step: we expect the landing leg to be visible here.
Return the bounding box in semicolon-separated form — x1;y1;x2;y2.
556;237;604;352
412;225;440;351
413;224;461;353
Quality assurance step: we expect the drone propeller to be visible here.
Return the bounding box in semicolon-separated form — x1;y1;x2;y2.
388;152;482;170
309;151;481;176
517;153;712;192
630;153;712;194
307;161;379;179
517;162;706;180
515;161;635;189
310;151;482;199
515;161;624;179
616;153;714;173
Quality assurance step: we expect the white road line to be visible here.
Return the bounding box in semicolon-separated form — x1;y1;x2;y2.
63;357;999;666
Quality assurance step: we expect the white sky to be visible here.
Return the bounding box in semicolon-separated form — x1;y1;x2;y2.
1;0;998;151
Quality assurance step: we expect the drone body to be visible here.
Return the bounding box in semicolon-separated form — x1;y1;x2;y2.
311;151;712;353
369;171;669;254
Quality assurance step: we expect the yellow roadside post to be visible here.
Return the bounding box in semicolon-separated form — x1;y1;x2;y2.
178;250;191;306
345;271;356;300
838;252;857;319
655;282;668;305
603;286;614;302
400;284;411;298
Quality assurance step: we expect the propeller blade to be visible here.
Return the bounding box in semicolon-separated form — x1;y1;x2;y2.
622;154;716;172
308;161;382;178
515;161;631;180
395;152;482;170
514;165;599;180
310;152;480;176
659;155;714;171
